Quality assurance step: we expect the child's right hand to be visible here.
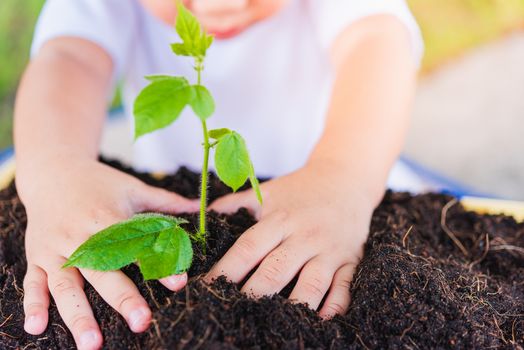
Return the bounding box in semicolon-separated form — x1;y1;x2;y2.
17;158;198;350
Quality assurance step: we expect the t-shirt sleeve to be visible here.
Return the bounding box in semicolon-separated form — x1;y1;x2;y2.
307;0;424;67
31;0;139;79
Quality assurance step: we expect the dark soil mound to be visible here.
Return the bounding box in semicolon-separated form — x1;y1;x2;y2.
0;161;523;349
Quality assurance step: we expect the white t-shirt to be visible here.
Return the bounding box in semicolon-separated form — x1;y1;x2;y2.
32;0;423;179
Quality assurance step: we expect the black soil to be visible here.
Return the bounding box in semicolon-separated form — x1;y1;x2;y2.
1;161;523;349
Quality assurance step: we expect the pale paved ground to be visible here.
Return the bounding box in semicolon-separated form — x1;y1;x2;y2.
404;32;524;200
101;32;524;200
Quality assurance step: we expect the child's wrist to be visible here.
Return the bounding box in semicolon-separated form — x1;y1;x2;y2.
16;152;97;193
304;157;386;209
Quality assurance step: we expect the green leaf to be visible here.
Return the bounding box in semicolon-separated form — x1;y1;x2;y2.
203;34;214;52
208;128;231;140
145;75;177;82
133;77;193;138
137;227;193;280
63;214;193;280
249;162;263;205
172;2;213;58
176;2;200;45
196;33;214;57
215;131;251;192
189;85;215;120
170;43;193;57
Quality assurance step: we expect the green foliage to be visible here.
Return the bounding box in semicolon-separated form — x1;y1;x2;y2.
136;226;193;280
214;131;262;203
0;0;45;149
66;2;262;280
214;132;250;192
145;75;179;82
64;214;193;280
209;128;232;140
170;1;213;59
134;77;192;138
189;85;215;120
249;162;263;205
408;0;524;71
133;1;262;229
134;78;215;135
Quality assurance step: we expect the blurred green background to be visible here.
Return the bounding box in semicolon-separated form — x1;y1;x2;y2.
1;0;524;150
0;1;44;150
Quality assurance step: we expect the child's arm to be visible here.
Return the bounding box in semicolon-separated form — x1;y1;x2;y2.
206;14;417;316
15;38;197;349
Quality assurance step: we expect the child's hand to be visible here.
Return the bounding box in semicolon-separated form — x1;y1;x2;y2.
18;158;198;350
207;161;376;318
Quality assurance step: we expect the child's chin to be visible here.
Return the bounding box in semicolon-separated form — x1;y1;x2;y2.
209;27;243;40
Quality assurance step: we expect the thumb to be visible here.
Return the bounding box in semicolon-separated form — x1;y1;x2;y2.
134;185;200;214
209;189;261;219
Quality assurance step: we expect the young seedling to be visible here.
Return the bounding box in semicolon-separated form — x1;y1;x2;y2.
64;2;261;280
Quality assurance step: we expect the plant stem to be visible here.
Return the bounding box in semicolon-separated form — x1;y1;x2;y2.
199;120;210;249
196;58;209;251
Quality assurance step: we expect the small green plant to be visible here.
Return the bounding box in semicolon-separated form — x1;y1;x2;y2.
64;2;261;280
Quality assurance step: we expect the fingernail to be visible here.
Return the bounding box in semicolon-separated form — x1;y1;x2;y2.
24;315;40;333
129;308;149;331
166;274;187;289
79;330;99;349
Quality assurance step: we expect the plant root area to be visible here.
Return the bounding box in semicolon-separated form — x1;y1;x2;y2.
0;161;523;349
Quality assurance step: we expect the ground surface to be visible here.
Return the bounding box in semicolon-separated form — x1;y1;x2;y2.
405;32;524;200
0;162;523;349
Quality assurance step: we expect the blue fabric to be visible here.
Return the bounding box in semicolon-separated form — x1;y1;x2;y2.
399;155;491;198
0;146;489;199
0;147;13;166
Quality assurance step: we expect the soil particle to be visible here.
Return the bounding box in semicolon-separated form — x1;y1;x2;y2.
0;161;523;349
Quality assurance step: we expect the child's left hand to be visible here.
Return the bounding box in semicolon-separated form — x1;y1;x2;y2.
206;14;416;317
206;160;376;318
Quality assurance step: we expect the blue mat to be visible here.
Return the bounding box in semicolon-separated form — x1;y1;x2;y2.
0;147;13;165
0;147;487;199
399;156;490;198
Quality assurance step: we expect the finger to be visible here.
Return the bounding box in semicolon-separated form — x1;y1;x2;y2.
206;211;288;282
241;237;315;297
158;273;188;292
80;268;151;333
48;263;102;350
319;263;356;319
209;190;260;218
288;258;335;310
134;185;200;214
23;264;50;335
